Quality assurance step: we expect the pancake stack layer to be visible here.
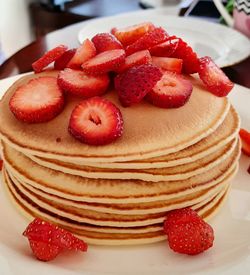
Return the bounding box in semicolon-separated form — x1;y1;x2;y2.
0;71;240;245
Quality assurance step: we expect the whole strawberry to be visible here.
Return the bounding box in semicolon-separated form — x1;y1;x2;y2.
23;218;88;261
164;208;214;255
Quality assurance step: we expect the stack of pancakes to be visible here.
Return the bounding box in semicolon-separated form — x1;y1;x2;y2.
0;71;240;245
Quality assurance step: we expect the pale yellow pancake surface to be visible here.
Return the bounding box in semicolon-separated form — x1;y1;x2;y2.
0;71;230;162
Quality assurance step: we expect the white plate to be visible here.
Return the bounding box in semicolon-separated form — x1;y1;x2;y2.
0;75;250;275
78;13;250;67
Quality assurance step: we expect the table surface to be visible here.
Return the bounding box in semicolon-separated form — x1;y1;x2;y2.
0;7;250;88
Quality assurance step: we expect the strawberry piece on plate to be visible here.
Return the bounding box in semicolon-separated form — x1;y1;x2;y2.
116;50;152;73
115;64;162;107
68;97;123;145
198;56;234;97
23;218;88;261
146;71;193;108
110;27;118;35
91;33;123;53
32;45;68;73
82;49;125;75
149;36;179;57
113;22;155;46
171;38;199;74
164;208;214;255
152;56;183;74
164;208;200;232
67;39;96;69
126;27;169;55
9;77;65;123
0;159;3;171
54;48;76;70
58;68;110;98
239;128;250;156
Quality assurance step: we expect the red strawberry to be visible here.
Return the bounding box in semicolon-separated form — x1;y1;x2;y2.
54;48;76;70
171;38;199;74
9;77;65;123
113;22;155;46
164;208;200;232
164;208;214;255
82;49;125;75
116;50;152;73
0;159;3;171
146;71;193;108
57;68;110;98
68;97;123;145
23;218;87;261
149;36;179;57
110;27;118;35
32;45;68;73
91;33;123;53
67;39;96;69
126;27;169;55
152;56;183;74
239;128;250;156
115;64;162;107
198;56;234;97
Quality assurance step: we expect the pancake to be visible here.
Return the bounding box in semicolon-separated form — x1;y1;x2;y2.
7;162;237;215
2;139;240;204
7;166;232;218
27;105;239;169
0;70;241;246
2;168;230;245
0;71;230;162
24;138;237;181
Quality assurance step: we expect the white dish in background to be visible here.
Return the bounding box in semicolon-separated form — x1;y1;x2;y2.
0;75;250;275
78;14;250;68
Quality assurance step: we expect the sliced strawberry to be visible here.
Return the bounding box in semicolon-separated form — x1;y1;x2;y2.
68;97;123;145
149;36;179;57
113;22;155;46
82;49;125;75
91;33;123;53
23;218;87;261
146;71;193;108
67;39;96;69
198;56;234;97
164;209;214;255
9;77;65;123
126;27;168;55
171;38;199;74
115;64;162;107
152;56;183;74
32;45;68;73
0;159;3;171
58;68;110;98
116;50;152;73
54;48;76;70
239;128;250;156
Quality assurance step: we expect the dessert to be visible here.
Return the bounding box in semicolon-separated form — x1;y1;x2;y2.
0;22;240;249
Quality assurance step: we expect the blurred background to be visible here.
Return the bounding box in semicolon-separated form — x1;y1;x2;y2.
0;0;229;63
